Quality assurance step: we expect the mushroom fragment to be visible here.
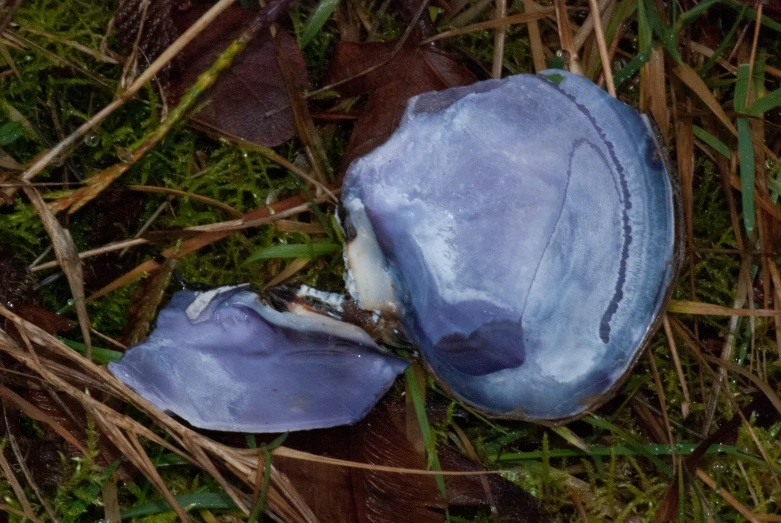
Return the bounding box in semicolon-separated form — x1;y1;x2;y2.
341;70;679;422
108;285;408;432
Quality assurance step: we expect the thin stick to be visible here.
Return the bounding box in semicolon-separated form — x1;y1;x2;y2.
768;261;781;364
663;314;691;418
553;0;582;75
7;31;112;86
31;239;148;272
523;0;546;72
588;0;616;96
695;468;761;523
185;201;318;233
744;0;763;109
491;0;507;78
0;441;38;521
646;351;676;467
126;185;243;218
668;299;778;317
17;25;119;63
119;198;171;257
422;8;554;44
91;328;127;350
118;0;152;91
574;0;612;52
23;186;92;359
702;258;750;433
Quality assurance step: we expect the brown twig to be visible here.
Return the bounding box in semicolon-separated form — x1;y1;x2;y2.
23;185;92;359
421;8;554;44
491;0;507;78
695;468;761;522
523;0;546;72
646;351;676;468
553;0;581;75
18;25;119;63
663;314;691;418
587;0;615;96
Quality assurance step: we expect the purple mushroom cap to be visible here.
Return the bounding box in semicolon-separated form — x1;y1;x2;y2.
341;70;678;421
108;286;408;432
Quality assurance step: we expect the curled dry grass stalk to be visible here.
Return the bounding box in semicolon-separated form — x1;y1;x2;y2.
2;0;781;520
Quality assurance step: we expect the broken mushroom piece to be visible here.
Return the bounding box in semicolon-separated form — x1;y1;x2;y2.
342;70;680;422
108;285;408;432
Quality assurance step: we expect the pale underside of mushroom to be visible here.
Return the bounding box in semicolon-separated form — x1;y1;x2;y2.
108;285;408;432
342;70;678;421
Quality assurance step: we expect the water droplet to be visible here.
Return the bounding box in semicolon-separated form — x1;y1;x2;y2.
117;147;133;163
84;134;100;147
555;50;570;63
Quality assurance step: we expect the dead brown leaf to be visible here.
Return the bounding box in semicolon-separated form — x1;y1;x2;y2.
275;398;549;523
326;29;476;170
114;0;184;82
168;4;308;147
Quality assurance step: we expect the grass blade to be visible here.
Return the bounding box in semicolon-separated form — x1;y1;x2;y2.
673;61;737;136
692;125;731;159
299;0;341;48
249;433;288;521
639;0;681;62
405;365;447;499
734;63;751;112
121;492;237;519
747;87;781;116
676;0;720;27
722;0;781;32
584;415;673;475
614;50;651;88
244;241;341;264
0;121;21;146
698;5;745;77
737;118;755;235
61;338;122;364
